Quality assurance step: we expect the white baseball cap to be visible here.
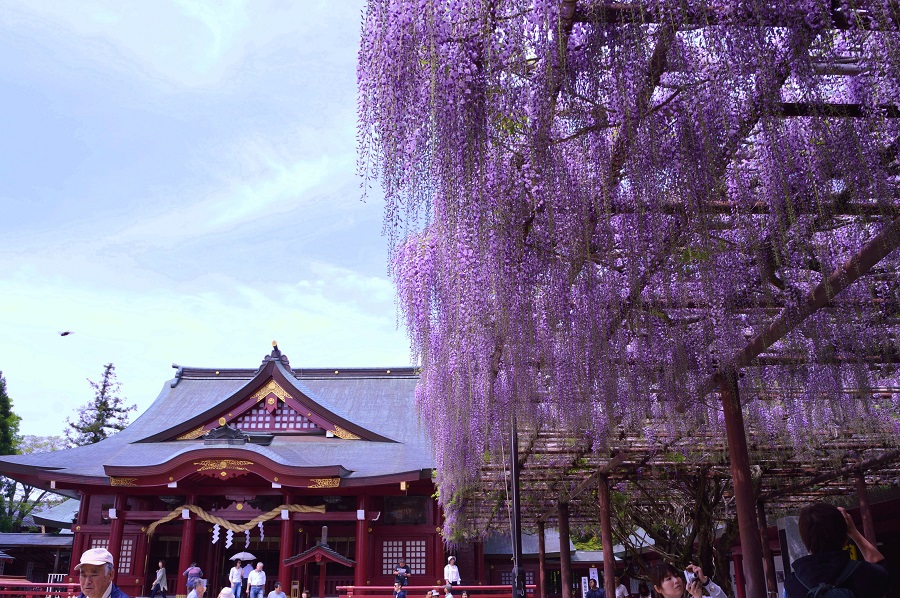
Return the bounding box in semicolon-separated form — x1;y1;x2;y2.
75;548;114;570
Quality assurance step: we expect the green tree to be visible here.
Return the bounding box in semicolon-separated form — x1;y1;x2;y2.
65;363;136;447
0;371;21;531
0;435;67;532
0;372;65;532
0;372;21;455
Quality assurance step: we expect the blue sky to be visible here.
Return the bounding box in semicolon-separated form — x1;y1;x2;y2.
0;1;413;436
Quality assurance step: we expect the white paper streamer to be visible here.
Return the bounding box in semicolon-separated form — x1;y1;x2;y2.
212;524;220;544
225;529;234;549
244;529;250;548
258;521;264;541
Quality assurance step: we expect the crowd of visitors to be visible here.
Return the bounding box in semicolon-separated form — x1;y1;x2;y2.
66;502;889;598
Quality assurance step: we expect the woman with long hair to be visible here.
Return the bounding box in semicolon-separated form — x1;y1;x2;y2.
648;564;723;598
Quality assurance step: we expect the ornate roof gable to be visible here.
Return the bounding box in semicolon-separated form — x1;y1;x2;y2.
139;347;396;444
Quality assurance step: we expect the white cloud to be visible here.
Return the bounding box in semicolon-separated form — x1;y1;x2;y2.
112;150;351;246
0;0;408;442
0;0;354;89
0;268;411;436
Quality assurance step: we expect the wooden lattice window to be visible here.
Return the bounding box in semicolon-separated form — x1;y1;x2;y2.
381;539;427;575
118;539;133;574
501;570;535;586
234;403;322;432
89;538;133;574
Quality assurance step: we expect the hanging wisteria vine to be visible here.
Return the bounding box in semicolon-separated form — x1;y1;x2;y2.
359;0;900;538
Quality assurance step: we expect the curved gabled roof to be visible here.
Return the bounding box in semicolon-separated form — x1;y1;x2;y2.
0;348;434;490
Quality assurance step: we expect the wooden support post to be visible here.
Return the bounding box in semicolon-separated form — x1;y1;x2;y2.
597;475;615;598
720;374;765;598
280;514;294;589
317;561;326;598
108;494;127;584
537;522;547;598
69;494;91;581
510;420;526;598
354;496;368;588
756;501;778;598
299;528;309;594
733;554;746;598
855;471;877;545
558;502;573;598
177;497;197;598
475;540;485;586
434;508;444;585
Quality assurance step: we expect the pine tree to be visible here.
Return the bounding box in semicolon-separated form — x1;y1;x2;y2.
65;363;137;447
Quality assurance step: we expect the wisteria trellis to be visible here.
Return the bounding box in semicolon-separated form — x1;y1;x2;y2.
358;0;900;539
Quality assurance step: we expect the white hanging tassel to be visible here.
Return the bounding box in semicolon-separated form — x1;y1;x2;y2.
245;529;251;548
258;521;264;541
225;529;234;549
212;524;220;544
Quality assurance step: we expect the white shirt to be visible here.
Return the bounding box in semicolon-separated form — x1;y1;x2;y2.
229;568;243;584
248;570;266;587
615;585;628;598
444;564;461;584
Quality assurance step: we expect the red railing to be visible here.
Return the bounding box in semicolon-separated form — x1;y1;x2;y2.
338;585;536;598
0;581;80;598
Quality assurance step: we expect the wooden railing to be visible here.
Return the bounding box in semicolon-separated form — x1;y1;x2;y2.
0;580;80;598
338;585;535;598
311;577;354;597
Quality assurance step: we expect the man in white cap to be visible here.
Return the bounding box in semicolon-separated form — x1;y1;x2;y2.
75;547;129;598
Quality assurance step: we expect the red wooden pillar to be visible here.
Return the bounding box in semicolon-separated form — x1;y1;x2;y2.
434;497;445;585
756;502;778;598
177;497;198;598
279;510;294;589
855;471;877;544
720;374;765;598
317;560;327;598
558;502;572;598
732;554;746;598
354;496;368;587
474;540;484;586
278;495;295;588
69;494;92;581
597;475;615;598
108;494;127;583
299;528;309;592
537;522;546;598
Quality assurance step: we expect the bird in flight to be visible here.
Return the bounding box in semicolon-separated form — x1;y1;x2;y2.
59;331;74;336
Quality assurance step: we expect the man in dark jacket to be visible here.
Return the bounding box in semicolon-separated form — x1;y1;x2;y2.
784;503;890;598
76;548;130;598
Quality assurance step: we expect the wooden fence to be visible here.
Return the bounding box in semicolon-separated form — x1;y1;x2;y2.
338;585;535;598
0;580;80;598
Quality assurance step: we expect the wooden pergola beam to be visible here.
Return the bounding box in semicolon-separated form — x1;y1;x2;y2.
573;2;899;31
762;448;900;500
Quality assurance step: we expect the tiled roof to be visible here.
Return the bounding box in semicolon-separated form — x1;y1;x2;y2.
0;352;432;485
0;533;73;548
284;542;355;567
32;498;80;528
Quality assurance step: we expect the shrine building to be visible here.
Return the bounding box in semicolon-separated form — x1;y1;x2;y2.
0;345;469;598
